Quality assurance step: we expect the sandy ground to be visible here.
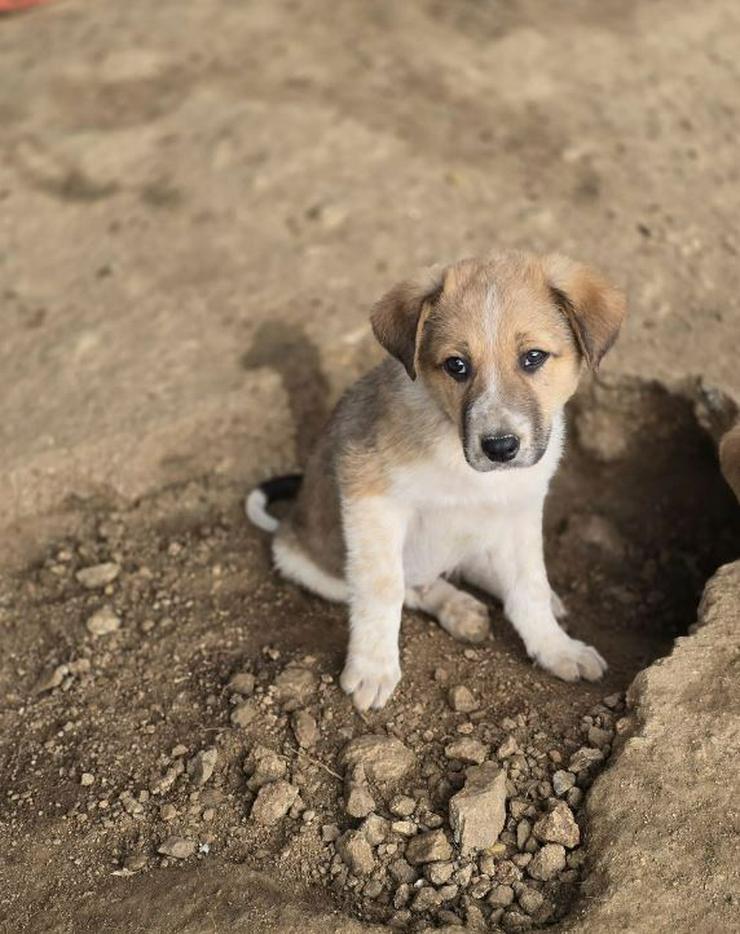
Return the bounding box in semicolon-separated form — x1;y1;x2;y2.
1;1;739;932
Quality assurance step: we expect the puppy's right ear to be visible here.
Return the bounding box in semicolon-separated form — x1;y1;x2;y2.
370;268;445;379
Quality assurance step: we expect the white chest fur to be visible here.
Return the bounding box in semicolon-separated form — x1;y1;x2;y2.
390;415;564;586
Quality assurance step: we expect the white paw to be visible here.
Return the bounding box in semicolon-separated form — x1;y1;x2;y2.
531;633;607;682
340;652;401;711
438;592;491;644
551;589;568;619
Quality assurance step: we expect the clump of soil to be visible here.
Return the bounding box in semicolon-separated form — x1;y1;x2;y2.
0;376;737;932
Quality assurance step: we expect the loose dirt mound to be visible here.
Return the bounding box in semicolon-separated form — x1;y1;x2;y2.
0;376;737;932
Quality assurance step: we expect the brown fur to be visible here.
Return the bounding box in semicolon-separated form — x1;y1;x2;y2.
280;250;626;575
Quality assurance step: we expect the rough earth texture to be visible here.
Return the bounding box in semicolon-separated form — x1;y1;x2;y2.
1;1;739;933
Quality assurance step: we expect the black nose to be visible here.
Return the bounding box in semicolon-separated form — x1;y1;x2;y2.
481;434;520;463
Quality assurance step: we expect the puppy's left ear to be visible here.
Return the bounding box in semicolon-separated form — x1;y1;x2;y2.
544;254;627;370
370;267;445;379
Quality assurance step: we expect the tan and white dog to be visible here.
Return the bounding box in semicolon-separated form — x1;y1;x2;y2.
247;250;626;711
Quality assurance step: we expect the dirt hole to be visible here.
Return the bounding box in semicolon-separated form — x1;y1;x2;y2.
0;375;737;932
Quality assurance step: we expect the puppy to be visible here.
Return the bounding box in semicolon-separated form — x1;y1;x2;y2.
247;250;626;710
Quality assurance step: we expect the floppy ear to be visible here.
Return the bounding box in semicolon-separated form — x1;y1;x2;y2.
370;267;445;379
544;254;627;370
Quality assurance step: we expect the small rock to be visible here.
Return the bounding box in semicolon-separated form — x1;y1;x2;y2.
227;672;256;696
171;744;188;758
80;772;95;786
291;710;318;748
391;820;417;836
497;735;519;759
425;861;454;885
76;562;120;589
274;667;317;707
528;844;566;881
361;814;389;845
568;746;605;774
187;748;217;787
34;664;69;693
389;794;416;817
336;829;375;875
246;751;287;790
86;606;121;637
552;770;576;796
250;781;299;825
340;735;415;783
448;685;479;713
444;737;488;764
151;759;184;795
364;878;384;899
449;762;507;854
516;819;531;850
567;787;584;809
502;908;533;931
405;829;452;865
230;701;258;727
489;884;515;908
124;853;147;872
411;886;443;913
157;836;195;859
518;886;544;916
389;858;417;884
533;802;580;848
345;784;375;819
587;725;613;749
160;803;177;821
321;823;340;843
603;693;622;709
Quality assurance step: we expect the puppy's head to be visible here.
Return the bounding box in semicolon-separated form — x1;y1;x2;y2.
371;250;626;471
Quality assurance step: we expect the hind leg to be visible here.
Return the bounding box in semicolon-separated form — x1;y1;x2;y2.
406;578;490;644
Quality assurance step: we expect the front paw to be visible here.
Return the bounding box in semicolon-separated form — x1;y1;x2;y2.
531;632;607;682
438;592;491;644
340;651;401;711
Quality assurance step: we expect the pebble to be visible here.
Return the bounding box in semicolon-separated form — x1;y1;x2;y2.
76;562;120;589
489;884;515;908
362;814;389;846
552;770;576;796
405;829;452;865
80;772;95;786
497;735;519;759
340;735;415;783
533;802;580;848
124;853;147;872
448;685;479;713
86;606;121;637
336;830;375;875
250;781;299;825
516;818;531;850
389;794;416;818
291;709;318;748
411;886;443;912
151;760;184;795
389;858;416;884
157;836;195;859
34;664;68;693
603;693;622;709
391;820;417;836
187;748;217;787
527;844;566;881
587;725;613;748
160;804;177;821
321;823;340;843
230;701;258;727
568;746;605;773
518;886;544;915
444;737;488;764
228;672;256;696
449;762;507;854
425;861;454;885
274;667;317;708
567;787;584;809
345;784;375;819
246;751;287;790
502;908;533;931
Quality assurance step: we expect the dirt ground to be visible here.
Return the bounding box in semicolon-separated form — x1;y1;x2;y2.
1;1;739;933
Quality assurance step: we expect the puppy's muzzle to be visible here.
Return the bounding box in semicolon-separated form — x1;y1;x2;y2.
481;433;520;463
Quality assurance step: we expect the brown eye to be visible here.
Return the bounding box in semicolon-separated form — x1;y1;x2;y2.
520;349;549;371
444;356;469;381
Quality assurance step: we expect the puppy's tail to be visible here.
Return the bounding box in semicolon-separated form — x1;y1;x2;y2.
245;474;302;533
